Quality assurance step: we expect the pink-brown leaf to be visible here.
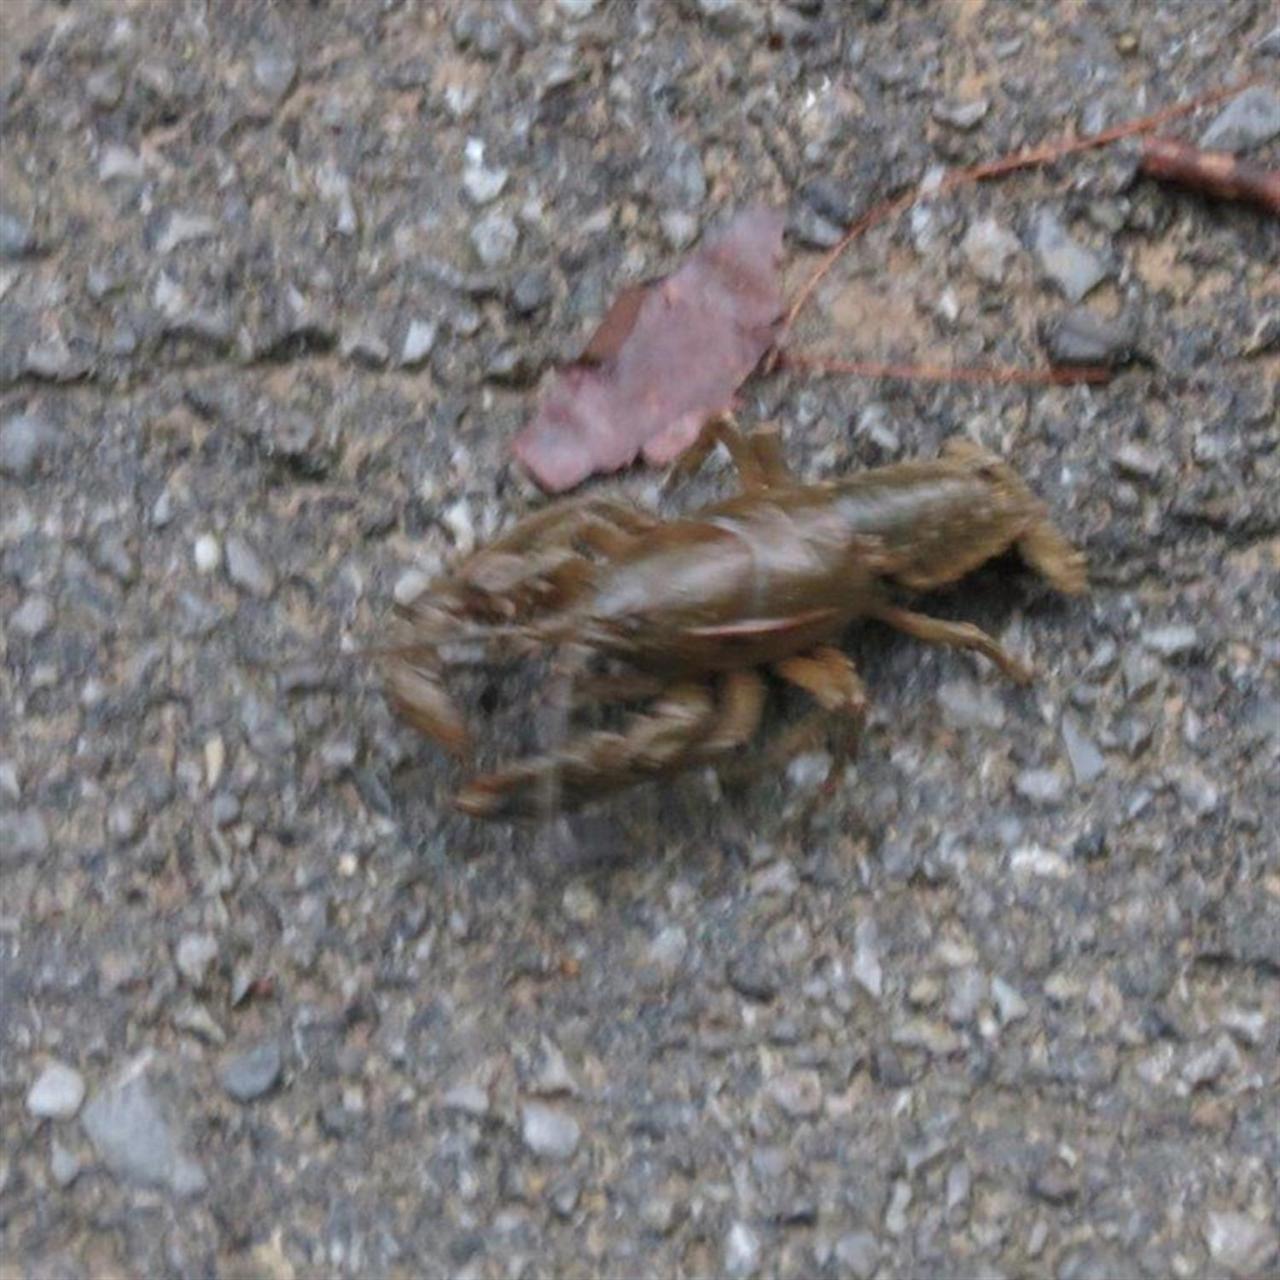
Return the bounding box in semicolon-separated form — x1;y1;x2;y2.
514;207;785;492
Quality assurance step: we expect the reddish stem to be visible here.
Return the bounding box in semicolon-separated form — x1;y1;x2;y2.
780;77;1261;340
1140;136;1280;214
781;351;1111;387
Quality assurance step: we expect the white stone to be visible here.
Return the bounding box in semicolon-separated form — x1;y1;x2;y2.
193;534;221;573
27;1061;87;1119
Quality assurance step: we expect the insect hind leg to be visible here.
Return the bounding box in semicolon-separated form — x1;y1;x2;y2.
1016;518;1087;596
870;602;1034;684
941;438;1086;596
664;414;795;496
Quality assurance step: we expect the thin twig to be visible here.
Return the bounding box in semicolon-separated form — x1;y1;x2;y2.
1140;136;1280;214
781;351;1111;387
779;77;1261;340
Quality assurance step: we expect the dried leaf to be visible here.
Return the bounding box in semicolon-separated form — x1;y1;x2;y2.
514;207;785;491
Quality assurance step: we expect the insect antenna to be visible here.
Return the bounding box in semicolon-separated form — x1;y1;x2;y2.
533;641;593;854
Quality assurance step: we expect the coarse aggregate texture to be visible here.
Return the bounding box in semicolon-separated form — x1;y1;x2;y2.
2;2;1277;1278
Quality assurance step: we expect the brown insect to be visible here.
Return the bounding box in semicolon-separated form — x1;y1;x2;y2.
384;419;1086;819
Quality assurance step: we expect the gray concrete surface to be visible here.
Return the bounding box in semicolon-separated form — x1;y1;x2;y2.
2;1;1277;1277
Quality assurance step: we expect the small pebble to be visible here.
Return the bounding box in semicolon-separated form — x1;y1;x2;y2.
891;1018;962;1056
526;1037;580;1098
93;530;137;584
340;326;390;368
1009;844;1070;878
12;595;53;638
86;65;124;109
470;211;519;268
933;97;989;130
946;968;987;1025
99;144;146;182
1015;768;1067;807
834;1231;880;1279
658;140;706;208
659;209;699;250
1111;443;1162;481
27;1061;87;1120
0;206;36;258
937;679;1005;731
441;1082;490;1116
852;917;883;999
856;402;901;455
1172;766;1220;818
800;176;860;227
641;1193;680;1235
883;1179;913;1235
511;269;553;316
962;216;1021;285
646;924;688;977
992;977;1029;1025
224;534;275;598
728;953;779;1002
155;211;218;255
175;932;219;988
393;567;433;606
1199;86;1280;153
549;1174;580;1217
252;43;297;104
1061;713;1106;786
767;1069;823;1118
1122;650;1160;699
400;319;438;366
1182;1034;1240;1088
211;793;241;828
1032;1158;1080;1204
724;1221;762;1279
3;810;50;863
219;1041;282;1102
107;802;141;844
318;737;357;778
790;205;844;249
1142;625;1200;658
559;883;598;925
204;736;225;789
946;1162;972;1215
695;0;760;34
50;1139;81;1188
0;413;58;479
1041;308;1136;366
1031;209;1110;303
81;1060;207;1197
193;534;221;573
520;1102;580;1160
462;143;508;205
1203;1211;1277;1278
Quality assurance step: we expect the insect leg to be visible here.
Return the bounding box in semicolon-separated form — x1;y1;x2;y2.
382;658;472;756
1015;518;1088;597
686;669;768;762
869;602;1033;683
940;438;1087;596
461;501;656;594
663;414;795;495
771;646;868;793
453;682;718;819
746;424;793;489
471;496;655;559
572;671;673;706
